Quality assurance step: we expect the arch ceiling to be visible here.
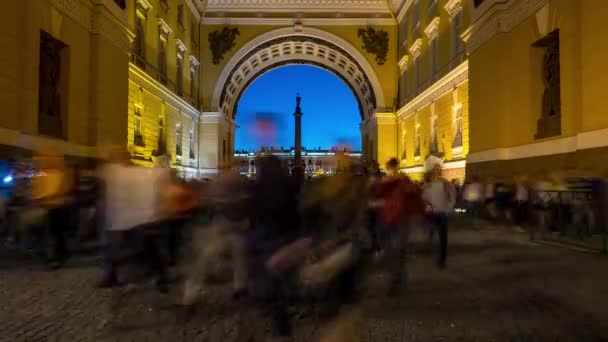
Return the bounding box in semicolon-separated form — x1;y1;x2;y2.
193;0;406;14
213;27;387;121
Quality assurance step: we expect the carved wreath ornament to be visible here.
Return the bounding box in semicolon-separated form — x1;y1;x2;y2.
357;27;389;65
208;27;240;65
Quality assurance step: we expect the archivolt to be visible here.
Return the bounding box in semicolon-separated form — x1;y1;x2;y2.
212;27;386;121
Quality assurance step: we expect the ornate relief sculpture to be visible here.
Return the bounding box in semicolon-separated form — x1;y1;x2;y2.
357;27;389;65
542;35;561;118
38;32;65;138
208;27;240;65
533;29;561;139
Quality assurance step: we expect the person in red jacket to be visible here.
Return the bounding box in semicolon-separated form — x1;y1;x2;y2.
373;158;424;296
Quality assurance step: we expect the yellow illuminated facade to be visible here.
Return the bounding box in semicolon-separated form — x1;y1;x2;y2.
125;0;203;178
392;0;471;181
0;0;471;178
466;0;608;180
0;0;131;162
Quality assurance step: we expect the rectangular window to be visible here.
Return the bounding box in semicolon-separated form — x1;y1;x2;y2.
190;65;198;102
413;0;420;29
414;120;421;157
399;71;407;105
159;0;168;11
430;37;439;80
176;55;183;96
158;36;167;84
38;31;68;139
134;10;146;67
414;57;421;91
430;115;438;154
189;127;195;159
134;107;145;146
451;10;464;66
178;5;184;29
157;113;166;155
452;105;463;148
113;0;126;9
191;22;198;47
176;123;182;156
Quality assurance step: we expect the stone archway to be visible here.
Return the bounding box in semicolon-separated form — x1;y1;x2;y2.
212;27;387;122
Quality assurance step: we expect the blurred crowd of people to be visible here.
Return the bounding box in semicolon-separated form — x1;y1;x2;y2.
0;148;605;340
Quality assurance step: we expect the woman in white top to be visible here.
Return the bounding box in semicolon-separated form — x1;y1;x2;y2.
422;164;454;269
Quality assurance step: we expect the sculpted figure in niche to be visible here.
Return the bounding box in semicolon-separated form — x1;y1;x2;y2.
39;34;61;119
542;36;561;118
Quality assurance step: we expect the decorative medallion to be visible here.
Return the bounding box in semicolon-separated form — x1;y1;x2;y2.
208;27;240;65
357;27;389;65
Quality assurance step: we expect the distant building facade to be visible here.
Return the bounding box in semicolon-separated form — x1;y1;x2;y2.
234;148;363;176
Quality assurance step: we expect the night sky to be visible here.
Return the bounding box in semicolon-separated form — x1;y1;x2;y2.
234;65;362;152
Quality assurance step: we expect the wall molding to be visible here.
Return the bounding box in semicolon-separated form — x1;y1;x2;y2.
212;27;386;121
91;4;132;52
49;0;92;30
467;0;550;54
424;17;440;40
397;60;468;119
128;64;200;120
397;0;414;23
0;127;96;158
444;0;463;18
201;0;391;13
467;128;608;164
201;17;395;26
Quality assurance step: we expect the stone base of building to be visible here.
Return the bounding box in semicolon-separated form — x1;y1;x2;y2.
466;146;608;181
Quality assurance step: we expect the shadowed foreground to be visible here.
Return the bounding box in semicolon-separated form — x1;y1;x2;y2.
1;226;607;342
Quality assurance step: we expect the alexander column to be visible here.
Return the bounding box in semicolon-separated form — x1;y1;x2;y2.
294;93;303;169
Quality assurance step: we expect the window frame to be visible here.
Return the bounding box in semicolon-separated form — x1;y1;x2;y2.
175;123;183;157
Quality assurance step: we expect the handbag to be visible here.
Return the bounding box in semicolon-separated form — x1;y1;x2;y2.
299;242;354;289
266;237;313;274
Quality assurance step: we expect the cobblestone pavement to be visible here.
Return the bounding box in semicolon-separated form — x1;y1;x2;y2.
1;226;607;342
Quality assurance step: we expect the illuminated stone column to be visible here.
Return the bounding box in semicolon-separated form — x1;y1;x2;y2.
294;94;303;169
362;112;397;170
199;112;221;175
89;3;131;150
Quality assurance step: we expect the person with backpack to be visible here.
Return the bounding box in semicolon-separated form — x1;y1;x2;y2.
422;159;455;269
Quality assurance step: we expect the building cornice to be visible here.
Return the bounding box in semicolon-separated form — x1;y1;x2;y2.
136;0;153;11
424;17;440;40
444;0;463;18
467;0;549;54
176;39;188;53
185;0;202;22
409;38;423;59
201;17;395;26
189;55;200;67
374;112;397;125
397;60;468;118
128;63;200;119
0;127;96;158
468;127;608;164
397;0;414;23
201;112;222;123
157;17;173;35
203;0;390;14
398;54;409;73
49;0;92;32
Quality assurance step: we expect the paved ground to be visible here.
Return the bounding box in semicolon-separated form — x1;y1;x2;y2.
1;225;607;342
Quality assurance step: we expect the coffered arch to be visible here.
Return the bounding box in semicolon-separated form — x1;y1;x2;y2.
212;27;387;121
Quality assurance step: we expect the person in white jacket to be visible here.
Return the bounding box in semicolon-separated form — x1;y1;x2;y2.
96;149;169;291
422;163;455;269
